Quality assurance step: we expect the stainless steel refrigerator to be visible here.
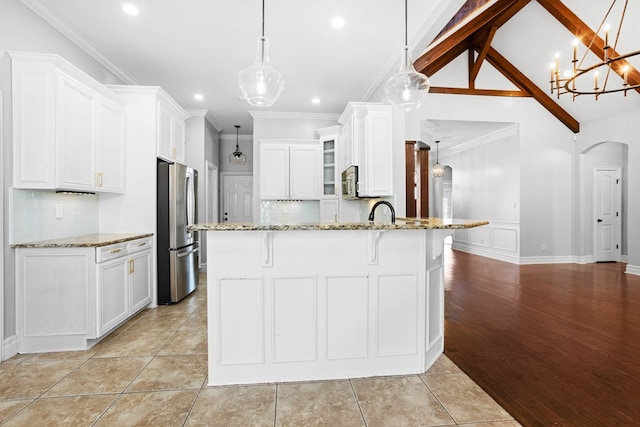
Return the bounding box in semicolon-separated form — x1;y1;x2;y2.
157;159;199;304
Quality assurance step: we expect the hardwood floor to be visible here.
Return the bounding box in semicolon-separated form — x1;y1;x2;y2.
444;248;640;427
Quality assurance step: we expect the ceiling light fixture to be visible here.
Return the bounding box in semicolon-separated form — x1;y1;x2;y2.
121;3;139;16
311;97;321;104
432;140;444;178
194;93;204;101
549;0;639;100
331;16;345;29
229;125;246;164
385;0;430;111
239;0;284;107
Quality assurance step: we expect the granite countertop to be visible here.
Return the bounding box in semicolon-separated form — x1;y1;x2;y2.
189;217;488;232
12;233;154;248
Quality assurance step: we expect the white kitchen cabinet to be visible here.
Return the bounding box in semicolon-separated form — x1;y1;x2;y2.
16;236;153;352
157;97;188;163
338;103;393;197
315;126;343;223
260;141;320;200
97;238;152;336
9;51;126;193
97;255;129;336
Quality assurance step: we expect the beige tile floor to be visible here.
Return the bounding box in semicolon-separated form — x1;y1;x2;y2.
0;276;521;426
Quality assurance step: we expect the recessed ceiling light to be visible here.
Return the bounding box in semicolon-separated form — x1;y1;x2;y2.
331;16;345;29
121;3;140;16
194;93;204;101
311;97;321;104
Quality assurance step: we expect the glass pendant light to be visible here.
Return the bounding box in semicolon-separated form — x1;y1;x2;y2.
432;140;444;177
229;125;246;164
385;0;430;111
239;0;284;107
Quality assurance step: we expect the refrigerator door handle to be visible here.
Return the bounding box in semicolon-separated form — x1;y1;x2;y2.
177;246;199;258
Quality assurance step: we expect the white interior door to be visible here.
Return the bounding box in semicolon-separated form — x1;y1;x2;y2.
594;168;622;262
222;175;253;223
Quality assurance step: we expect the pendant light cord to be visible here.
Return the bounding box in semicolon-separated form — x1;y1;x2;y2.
404;0;408;46
261;0;265;37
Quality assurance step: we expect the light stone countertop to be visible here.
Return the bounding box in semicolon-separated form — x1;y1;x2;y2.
12;233;154;248
189;217;488;232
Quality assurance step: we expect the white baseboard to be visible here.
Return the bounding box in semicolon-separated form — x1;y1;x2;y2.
621;255;629;263
452;243;520;264
573;255;595;264
626;264;640;276
3;335;18;361
519;256;575;265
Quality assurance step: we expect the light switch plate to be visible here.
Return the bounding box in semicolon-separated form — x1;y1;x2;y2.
55;203;63;219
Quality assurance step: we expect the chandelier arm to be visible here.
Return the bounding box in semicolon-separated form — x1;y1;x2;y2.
562;49;640;95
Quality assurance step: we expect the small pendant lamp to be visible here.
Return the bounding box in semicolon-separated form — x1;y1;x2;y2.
385;0;430;111
432;140;444;177
229;125;246;164
238;0;284;107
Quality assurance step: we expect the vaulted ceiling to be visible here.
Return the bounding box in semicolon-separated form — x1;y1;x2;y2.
417;0;640;134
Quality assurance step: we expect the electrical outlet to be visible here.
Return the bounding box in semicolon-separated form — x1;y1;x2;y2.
55;204;63;219
541;243;546;250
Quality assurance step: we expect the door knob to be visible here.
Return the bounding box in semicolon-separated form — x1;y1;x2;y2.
597;219;603;223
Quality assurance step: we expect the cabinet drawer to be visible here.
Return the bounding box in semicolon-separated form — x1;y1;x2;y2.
128;237;152;254
96;242;128;263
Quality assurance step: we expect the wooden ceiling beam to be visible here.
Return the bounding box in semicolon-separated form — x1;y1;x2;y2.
429;87;531;97
415;0;522;76
536;0;640;94
469;26;498;84
484;46;580;132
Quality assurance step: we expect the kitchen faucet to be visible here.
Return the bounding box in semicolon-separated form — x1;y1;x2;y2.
368;201;396;224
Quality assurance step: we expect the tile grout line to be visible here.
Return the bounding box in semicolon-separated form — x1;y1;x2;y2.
273;382;279;427
417;372;459;425
348;379;369;427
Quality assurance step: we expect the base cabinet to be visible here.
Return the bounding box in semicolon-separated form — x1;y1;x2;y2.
16;237;152;353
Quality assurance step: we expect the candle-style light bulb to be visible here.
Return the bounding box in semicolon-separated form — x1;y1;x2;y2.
623;64;629;86
594;70;599;90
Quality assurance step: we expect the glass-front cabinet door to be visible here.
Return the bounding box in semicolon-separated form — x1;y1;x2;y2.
323;139;336;196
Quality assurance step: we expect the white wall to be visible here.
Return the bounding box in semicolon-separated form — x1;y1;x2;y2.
185;112;221;268
577;110;640;272
1;0;125;351
406;94;575;260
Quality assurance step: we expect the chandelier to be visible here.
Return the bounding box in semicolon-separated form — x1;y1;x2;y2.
229;125;246;164
549;0;639;100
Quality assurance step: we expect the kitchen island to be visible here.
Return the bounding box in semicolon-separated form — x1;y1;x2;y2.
191;218;487;386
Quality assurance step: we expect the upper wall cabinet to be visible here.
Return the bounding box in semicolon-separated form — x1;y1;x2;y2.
260;140;321;200
10;52;126;193
338;103;393;198
157;96;188;163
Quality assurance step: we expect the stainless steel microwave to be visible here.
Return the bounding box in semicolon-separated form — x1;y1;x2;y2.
341;165;359;199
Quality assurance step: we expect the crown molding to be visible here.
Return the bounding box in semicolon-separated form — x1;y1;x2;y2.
249;111;340;121
20;0;138;85
440;124;519;157
185;109;224;132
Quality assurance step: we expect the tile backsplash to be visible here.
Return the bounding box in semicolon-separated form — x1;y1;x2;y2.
260;200;320;224
11;188;99;243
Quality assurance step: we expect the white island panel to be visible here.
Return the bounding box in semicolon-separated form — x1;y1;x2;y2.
326;276;369;360
206;228;453;385
272;276;318;363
